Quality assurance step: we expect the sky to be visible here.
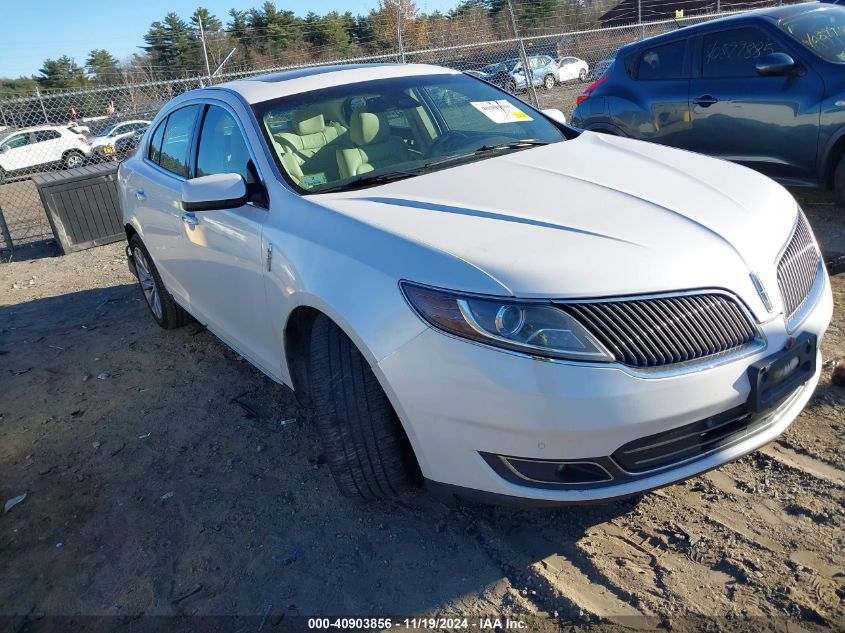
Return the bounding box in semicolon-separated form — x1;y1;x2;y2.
0;0;460;78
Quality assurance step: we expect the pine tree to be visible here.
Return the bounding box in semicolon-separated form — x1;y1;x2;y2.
37;56;86;89
85;49;121;85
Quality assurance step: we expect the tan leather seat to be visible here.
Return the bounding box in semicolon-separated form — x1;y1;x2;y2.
272;106;347;187
336;112;413;180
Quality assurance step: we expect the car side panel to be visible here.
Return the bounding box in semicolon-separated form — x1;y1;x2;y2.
688;27;825;180
816;66;845;185
126;158;194;308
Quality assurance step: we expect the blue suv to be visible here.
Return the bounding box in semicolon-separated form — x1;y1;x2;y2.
571;4;845;205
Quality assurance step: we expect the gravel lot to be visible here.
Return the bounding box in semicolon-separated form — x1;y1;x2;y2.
1;190;844;632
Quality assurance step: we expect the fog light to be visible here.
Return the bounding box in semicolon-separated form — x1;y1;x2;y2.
481;452;614;487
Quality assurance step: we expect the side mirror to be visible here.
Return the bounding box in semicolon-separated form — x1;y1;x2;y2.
542;108;567;125
0;145;8;154
756;52;797;77
181;173;248;212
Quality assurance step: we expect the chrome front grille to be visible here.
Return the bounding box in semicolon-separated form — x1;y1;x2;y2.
559;293;758;369
777;212;820;323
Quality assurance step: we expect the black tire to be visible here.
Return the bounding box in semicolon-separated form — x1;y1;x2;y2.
129;235;190;330
0;168;5;185
309;315;420;499
579;68;588;82
63;150;85;169
834;153;845;208
543;74;555;90
505;80;516;94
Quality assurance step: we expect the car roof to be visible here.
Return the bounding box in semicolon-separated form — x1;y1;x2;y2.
215;63;459;104
2;125;69;136
620;3;831;52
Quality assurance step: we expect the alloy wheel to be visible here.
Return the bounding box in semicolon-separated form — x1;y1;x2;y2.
134;246;162;320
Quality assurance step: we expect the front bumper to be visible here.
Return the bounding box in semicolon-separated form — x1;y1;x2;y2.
377;272;833;505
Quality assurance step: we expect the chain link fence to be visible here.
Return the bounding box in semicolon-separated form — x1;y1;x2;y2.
0;1;782;254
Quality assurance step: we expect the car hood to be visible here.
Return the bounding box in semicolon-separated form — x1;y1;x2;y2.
314;132;798;317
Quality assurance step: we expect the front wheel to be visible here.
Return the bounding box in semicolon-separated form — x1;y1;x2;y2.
63;151;84;169
505;80;517;94
834;153;845;207
543;74;555;90
579;68;588;82
129;235;190;329
0;167;5;185
309;315;420;499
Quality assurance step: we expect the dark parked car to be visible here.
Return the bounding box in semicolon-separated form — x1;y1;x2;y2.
572;4;845;204
113;126;148;161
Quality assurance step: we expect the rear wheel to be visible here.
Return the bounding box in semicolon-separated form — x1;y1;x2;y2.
309;315;420;500
129;235;190;329
505;79;517;94
0;167;5;185
579;68;588;82
543;74;556;90
834;153;845;207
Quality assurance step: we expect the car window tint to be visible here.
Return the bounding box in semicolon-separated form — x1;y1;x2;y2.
148;119;166;164
158;105;199;177
196;105;251;181
638;40;686;80
780;9;845;63
255;74;564;194
34;130;61;142
428;86;533;135
702;27;783;78
4;133;31;149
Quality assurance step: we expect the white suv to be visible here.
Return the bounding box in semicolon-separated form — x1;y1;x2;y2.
0;125;92;183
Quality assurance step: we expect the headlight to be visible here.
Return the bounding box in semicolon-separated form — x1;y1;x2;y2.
401;282;614;362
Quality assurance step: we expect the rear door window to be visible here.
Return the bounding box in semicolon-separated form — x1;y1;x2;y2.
702;27;784;78
637;40;687;80
34;129;61;143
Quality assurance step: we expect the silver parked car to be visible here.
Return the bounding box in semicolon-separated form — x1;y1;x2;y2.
478;55;560;92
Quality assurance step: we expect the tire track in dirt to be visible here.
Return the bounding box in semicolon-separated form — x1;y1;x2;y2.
757;444;845;488
459;507;657;629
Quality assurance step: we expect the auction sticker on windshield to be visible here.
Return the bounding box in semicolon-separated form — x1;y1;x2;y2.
471;100;533;123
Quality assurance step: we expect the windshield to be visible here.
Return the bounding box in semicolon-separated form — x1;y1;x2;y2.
780;8;845;63
253;73;566;194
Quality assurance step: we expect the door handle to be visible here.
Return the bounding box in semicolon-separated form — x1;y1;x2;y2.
181;212;198;227
694;95;718;107
134;190;145;201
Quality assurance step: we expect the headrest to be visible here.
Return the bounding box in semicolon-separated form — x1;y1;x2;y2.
350;112;389;146
294;107;325;136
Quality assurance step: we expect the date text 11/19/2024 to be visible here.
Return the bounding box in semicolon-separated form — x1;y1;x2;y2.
307;617;529;629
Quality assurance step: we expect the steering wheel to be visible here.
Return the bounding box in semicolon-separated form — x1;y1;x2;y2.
426;130;473;158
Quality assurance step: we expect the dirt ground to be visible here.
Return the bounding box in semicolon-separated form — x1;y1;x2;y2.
1;190;844;633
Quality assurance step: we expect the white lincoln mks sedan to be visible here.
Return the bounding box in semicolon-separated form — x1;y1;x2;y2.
118;63;833;505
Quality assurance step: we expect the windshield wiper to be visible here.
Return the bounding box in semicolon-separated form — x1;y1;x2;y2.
474;139;550;153
313;140;551;194
316;170;419;193
407;140;552;174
